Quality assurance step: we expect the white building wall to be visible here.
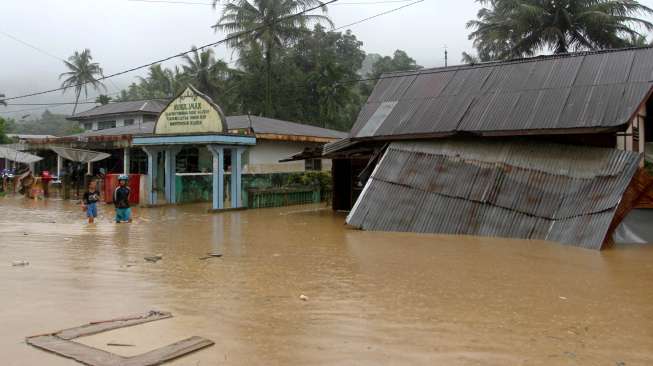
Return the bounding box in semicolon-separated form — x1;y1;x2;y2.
80;114;147;131
244;140;332;174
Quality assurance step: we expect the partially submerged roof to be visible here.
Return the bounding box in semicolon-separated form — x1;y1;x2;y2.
346;140;641;250
67;100;169;121
67;115;346;142
350;47;653;141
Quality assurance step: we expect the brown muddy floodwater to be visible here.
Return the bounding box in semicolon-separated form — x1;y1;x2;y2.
1;196;652;366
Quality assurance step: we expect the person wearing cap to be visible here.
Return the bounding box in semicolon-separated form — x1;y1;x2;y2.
113;175;132;223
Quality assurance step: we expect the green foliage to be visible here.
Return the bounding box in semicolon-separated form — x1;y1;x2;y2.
361;49;421;98
368;50;421;79
213;0;333;116
116;24;379;132
286;170;332;192
7;110;81;136
0;116;12;144
60;49;106;114
467;0;653;61
95;94;112;105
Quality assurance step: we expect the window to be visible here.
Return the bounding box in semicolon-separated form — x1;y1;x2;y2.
176;148;200;173
305;159;322;171
143;115;156;123
83;123;92;130
98;120;116;130
124;119;135;127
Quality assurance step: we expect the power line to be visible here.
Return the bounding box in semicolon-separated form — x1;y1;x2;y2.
333;0;423;31
127;0;414;6
2;0;425;108
0;30;65;62
1;0;337;103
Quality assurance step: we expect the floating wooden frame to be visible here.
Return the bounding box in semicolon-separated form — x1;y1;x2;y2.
26;311;214;366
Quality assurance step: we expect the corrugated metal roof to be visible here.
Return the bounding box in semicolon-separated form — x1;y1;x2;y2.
68;116;347;140
68;100;169;120
227;115;347;139
350;47;653;140
346;140;641;249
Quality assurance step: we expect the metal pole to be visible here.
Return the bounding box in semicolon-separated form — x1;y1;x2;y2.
123;148;130;174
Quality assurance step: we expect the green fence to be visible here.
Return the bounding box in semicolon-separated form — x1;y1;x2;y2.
247;187;320;209
175;172;329;208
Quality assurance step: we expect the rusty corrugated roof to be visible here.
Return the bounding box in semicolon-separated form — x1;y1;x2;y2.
346;140;641;249
350;47;653;140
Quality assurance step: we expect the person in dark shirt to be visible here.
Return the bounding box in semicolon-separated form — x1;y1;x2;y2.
114;175;132;223
82;180;101;224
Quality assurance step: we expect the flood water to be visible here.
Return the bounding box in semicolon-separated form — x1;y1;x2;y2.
1;196;652;365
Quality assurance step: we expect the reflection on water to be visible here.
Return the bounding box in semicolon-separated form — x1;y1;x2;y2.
0;196;652;365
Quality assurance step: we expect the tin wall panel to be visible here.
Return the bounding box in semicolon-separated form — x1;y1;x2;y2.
347;140;641;249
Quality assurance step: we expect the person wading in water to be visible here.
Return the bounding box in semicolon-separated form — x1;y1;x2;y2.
82;180;101;224
113;175;132;223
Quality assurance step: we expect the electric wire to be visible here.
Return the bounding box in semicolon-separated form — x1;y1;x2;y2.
1;0;425;111
1;0;337;103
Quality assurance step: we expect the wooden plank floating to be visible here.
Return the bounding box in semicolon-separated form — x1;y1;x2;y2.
56;311;172;340
25;311;214;366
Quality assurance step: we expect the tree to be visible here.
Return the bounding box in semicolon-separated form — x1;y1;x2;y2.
0;92;5;106
468;0;653;60
95;94;112;105
0;116;14;144
8;110;80;136
368;50;421;79
181;47;231;100
213;0;333;116
59;49;106;115
361;50;421;98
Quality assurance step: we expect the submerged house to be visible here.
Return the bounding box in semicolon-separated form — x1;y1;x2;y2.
320;47;653;250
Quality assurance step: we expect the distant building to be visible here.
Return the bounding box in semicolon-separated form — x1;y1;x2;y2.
67;100;167;132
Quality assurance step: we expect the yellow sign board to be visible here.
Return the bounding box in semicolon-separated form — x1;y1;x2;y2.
154;86;227;135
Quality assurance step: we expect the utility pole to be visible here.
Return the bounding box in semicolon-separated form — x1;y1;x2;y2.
444;45;448;67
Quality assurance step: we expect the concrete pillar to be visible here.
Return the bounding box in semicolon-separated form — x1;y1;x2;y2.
230;147;243;208
87;162;92;176
164;147;182;204
207;145;224;210
142;147;160;205
56;155;63;178
123;148;130;174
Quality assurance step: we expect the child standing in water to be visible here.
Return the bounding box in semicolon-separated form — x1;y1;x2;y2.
82;180;101;224
113;175;132;223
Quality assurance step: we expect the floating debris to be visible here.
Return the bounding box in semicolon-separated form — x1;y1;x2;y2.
299;294;309;301
107;342;135;347
144;254;163;263
26;311;214;366
12;260;29;267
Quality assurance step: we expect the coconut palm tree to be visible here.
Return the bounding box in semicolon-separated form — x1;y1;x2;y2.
468;0;653;59
59;49;106;115
181;47;231;100
213;0;333;116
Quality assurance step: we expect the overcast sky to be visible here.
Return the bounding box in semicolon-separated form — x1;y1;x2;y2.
2;0;653;118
